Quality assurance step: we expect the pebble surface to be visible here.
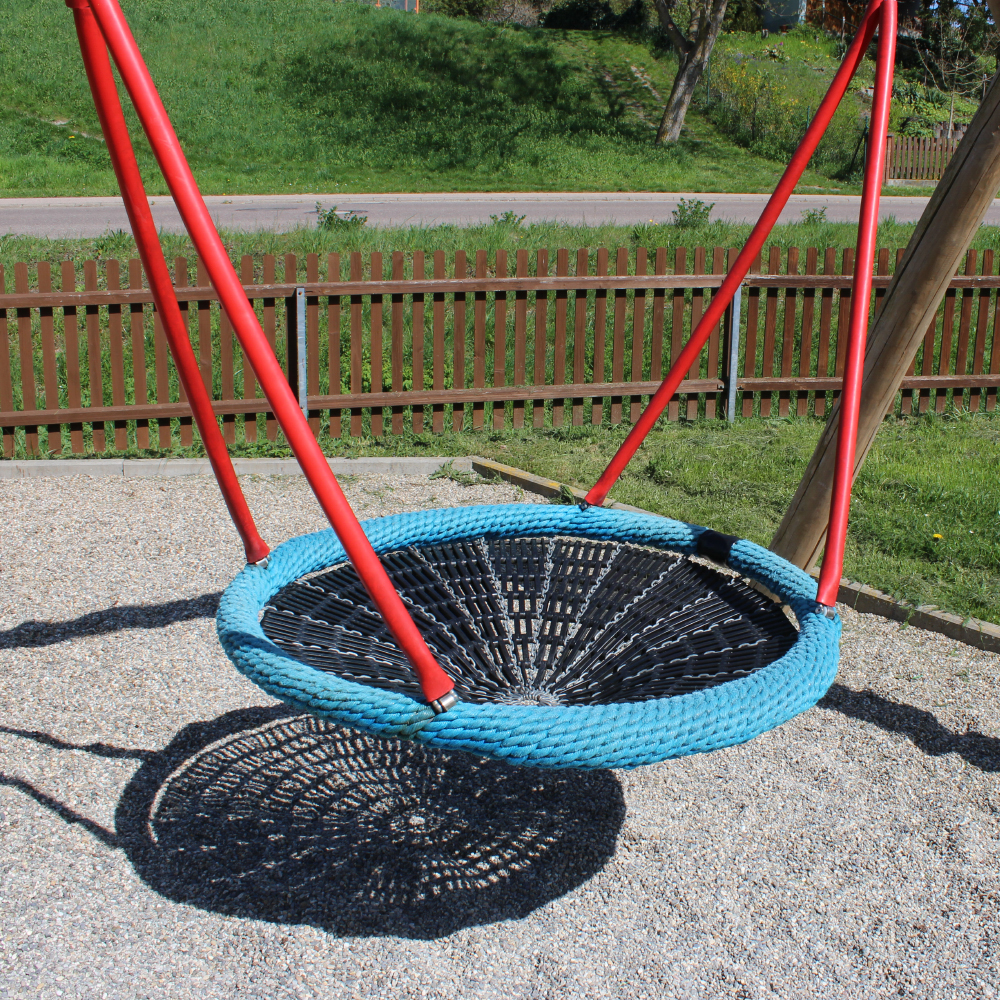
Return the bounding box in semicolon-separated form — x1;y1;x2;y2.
1;473;998;1000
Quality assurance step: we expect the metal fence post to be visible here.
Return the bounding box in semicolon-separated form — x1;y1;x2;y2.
295;286;307;418
726;282;743;422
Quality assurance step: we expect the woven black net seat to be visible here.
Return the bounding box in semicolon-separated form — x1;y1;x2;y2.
260;535;798;708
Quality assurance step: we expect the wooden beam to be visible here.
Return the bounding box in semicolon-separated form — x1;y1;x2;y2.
771;70;1000;571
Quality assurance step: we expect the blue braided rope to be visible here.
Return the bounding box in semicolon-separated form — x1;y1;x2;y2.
217;504;840;770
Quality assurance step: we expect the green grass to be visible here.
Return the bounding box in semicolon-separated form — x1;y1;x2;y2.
13;217;1000;286
0;0;857;197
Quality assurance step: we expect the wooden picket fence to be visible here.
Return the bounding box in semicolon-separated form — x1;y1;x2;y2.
1;246;999;457
884;134;961;185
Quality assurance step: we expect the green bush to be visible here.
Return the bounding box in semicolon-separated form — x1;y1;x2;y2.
707;56;864;178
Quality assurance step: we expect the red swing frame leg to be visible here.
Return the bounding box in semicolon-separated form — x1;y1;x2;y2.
816;0;896;606
585;0;891;510
67;0;269;566
79;0;455;707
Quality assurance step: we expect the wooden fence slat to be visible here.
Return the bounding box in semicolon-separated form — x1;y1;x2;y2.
370;252;384;437
85;260;106;452
433;250;446;434
37;262;63;451
936;262;958;413
307;253;320;437
513;248;528;429
736;250;759;418
650;247;667;385
553;248;569;427
705;247;724;420
533;250;548;429
778;247;799;418
262;254;278;441
667;247;687;420
723;247;739;412
412;251;427;434
15;263;38;454
759;246;780;418
473;250;486;430
630;247;647;423
241;256;258;443
172;257;193;448
197;257;213;395
989;254;1000;412
0;265;13;457
349;252;364;437
493;248;508;431
797;248;817;416
686;247;706;420
391;251;405;435
970;248;993;413
219;280;235;445
892;247;916;416
106;260;128;450
591;248;608;426
62;261;85;453
453;250;467;432
611;248;628;425
953;248;976;411
573;247;589;427
128;261;149;449
834;248;854;405
814;248;835;417
327;252;342;439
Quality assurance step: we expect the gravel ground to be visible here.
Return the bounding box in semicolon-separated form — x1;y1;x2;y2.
1;472;998;1000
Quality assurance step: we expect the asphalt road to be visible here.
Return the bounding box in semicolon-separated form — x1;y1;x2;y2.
5;190;998;238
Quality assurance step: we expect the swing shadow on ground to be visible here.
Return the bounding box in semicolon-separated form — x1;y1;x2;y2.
2;706;627;939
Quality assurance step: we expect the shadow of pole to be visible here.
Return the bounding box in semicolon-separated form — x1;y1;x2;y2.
819;683;1000;772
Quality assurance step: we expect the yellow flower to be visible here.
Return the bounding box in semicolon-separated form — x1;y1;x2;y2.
932;533;943;540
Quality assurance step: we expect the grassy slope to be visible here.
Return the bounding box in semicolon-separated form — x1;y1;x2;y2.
0;0;852;197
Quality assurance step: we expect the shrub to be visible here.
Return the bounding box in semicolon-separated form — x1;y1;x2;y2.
672;198;714;227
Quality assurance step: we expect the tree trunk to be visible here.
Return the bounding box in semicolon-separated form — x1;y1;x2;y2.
770;70;1000;572
656;56;704;143
653;0;728;145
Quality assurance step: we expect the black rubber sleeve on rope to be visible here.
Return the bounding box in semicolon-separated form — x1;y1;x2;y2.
695;529;738;566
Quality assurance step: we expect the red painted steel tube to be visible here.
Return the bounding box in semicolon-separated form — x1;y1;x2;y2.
585;0;884;508
66;0;270;566
816;0;896;607
84;0;455;704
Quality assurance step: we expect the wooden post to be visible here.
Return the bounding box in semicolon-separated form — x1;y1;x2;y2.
771;70;1000;571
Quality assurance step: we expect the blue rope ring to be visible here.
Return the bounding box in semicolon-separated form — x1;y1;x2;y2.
217;504;840;770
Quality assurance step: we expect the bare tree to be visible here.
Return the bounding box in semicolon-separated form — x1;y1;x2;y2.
653;0;729;143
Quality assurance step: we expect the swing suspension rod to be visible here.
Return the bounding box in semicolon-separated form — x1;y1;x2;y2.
67;0;269;566
586;0;897;611
70;0;456;709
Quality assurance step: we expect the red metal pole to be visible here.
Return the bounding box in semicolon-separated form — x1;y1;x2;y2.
585;0;885;508
816;0;896;607
83;0;455;707
66;0;269;566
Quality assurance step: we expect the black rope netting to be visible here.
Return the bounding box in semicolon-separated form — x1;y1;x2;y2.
260;536;798;706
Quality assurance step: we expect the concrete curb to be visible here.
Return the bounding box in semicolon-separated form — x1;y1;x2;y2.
470;457;1000;655
0;456;472;479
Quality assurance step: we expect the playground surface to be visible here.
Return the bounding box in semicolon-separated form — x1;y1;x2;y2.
1;471;998;1000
